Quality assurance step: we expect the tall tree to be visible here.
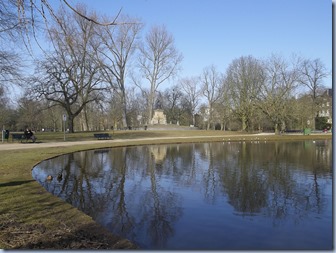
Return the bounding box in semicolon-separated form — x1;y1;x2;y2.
163;85;184;124
97;15;143;128
226;56;263;132
136;25;183;123
179;76;201;126
200;65;225;130
31;5;106;132
298;57;329;129
256;55;300;134
16;95;43;130
213;80;231;131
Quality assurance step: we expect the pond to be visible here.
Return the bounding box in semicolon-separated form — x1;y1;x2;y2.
32;140;333;250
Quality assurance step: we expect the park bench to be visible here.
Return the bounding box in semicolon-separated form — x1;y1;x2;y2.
93;133;112;140
11;133;25;142
11;133;37;143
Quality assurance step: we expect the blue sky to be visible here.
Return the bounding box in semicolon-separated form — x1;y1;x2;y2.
63;0;332;87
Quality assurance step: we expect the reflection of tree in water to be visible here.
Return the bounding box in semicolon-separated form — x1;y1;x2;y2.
33;151;117;226
32;140;332;248
131;147;183;248
103;147;136;239
219;143;268;214
59;146;182;247
215;141;331;223
201;143;220;204
138;183;182;248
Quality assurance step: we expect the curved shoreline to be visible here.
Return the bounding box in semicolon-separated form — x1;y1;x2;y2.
0;132;332;249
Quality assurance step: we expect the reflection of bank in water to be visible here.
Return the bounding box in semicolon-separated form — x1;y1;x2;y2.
94;149;110;154
150;145;167;164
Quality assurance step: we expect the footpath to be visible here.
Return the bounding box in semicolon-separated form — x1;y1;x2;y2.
0;139;116;151
0;133;276;151
1;131;330;152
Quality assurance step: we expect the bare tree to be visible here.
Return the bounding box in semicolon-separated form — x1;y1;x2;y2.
200;65;225;130
31;5;106;132
0;1;26;91
256;55;300;134
298;58;329;99
136;25;183;124
213;80;232;131
226;56;263;132
162;85;184;124
0;51;22;87
179;76;201;126
16;95;44;130
97;15;143;129
0;1;26;37
298;57;330;129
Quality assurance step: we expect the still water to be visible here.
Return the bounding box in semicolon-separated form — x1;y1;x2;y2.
32;140;333;250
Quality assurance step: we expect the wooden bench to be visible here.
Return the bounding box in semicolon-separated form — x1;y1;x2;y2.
11;133;37;143
11;133;25;142
93;133;112;140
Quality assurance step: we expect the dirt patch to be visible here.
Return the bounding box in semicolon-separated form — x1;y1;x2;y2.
0;213;137;249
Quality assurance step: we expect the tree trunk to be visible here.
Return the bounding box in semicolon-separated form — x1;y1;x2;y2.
241;115;247;131
121;97;128;128
79;110;89;131
274;122;280;135
68;115;75;133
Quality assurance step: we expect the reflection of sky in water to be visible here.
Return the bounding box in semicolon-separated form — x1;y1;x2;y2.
32;140;333;250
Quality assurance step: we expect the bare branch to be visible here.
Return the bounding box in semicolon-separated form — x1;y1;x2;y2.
62;0;122;26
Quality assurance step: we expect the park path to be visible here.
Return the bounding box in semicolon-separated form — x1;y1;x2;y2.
0;133;277;151
0;139;117;151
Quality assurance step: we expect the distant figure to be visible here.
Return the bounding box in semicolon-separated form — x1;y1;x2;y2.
24;128;36;142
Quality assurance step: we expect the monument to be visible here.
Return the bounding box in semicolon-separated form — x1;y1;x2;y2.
151;109;167;124
150;94;167;125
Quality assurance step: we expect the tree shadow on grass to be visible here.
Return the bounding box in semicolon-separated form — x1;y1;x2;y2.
0;180;35;188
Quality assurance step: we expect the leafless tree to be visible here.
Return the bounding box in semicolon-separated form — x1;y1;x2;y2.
298;57;330;128
225;56;263;132
201;65;225;130
136;25;183;124
0;51;22;87
213;80;232;131
31;5;106;132
162;85;184;124
0;1;26;37
97;15;143;128
16;95;44;130
256;55;300;134
0;1;26;91
179;76;201;126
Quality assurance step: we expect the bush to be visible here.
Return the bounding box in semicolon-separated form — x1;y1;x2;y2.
315;117;329;130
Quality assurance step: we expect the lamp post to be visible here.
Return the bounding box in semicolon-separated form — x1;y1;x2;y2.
63;114;67;141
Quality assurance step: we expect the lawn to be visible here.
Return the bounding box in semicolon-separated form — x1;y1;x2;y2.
0;130;332;249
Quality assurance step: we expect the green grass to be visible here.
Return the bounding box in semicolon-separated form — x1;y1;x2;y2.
0;130;332;249
9;129;332;142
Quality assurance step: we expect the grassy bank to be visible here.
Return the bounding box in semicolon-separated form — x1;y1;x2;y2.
0;130;332;249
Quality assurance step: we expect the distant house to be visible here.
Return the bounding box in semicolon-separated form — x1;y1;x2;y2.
318;88;332;125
